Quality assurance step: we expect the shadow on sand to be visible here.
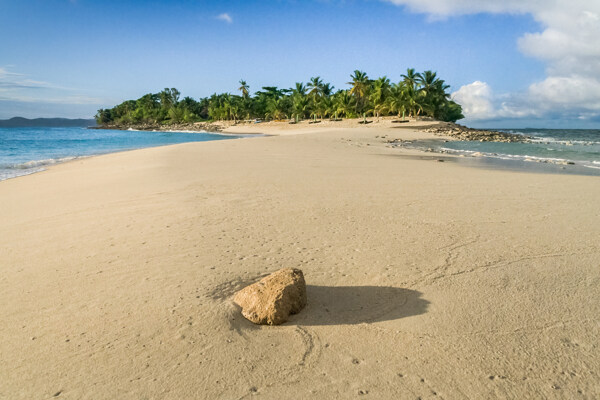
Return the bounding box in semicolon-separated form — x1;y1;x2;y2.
289;285;429;326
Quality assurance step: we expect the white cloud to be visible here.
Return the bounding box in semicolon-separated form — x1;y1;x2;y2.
0;66;105;109
384;0;600;123
0;67;23;79
0;94;104;105
216;13;233;24
451;81;495;120
528;76;600;112
0;67;72;90
384;0;540;18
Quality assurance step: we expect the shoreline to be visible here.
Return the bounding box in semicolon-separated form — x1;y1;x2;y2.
2;121;596;184
2;121;597;183
0;129;251;183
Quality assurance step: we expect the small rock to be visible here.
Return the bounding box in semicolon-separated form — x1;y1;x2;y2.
233;268;307;325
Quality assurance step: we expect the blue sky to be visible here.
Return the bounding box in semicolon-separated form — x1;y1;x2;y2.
1;0;598;127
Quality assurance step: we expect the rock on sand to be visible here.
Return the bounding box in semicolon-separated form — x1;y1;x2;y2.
234;268;307;325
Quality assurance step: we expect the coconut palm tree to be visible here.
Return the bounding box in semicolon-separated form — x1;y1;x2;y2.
257;86;284;99
369;76;391;119
293;95;310;120
307;76;324;98
238;80;250;99
387;82;408;120
418;71;451;117
347;70;370;114
292;82;307;96
418;70;437;94
307;77;325;120
401;68;422;91
319;95;334;120
96;69;464;126
405;85;424;117
266;97;287;120
334;90;355;118
322;83;335;97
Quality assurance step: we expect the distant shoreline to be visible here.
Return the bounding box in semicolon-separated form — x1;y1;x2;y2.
0;117;96;128
95;117;528;143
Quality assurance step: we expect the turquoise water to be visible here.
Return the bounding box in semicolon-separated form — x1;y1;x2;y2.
0;127;241;181
410;128;600;175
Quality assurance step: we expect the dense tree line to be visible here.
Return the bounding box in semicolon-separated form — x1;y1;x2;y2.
95;69;464;125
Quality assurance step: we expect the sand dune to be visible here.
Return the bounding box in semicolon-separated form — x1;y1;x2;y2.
1;125;599;399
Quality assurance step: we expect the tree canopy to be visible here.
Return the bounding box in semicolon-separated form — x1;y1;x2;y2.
95;69;464;126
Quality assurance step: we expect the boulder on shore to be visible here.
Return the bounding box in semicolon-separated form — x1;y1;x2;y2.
234;268;307;325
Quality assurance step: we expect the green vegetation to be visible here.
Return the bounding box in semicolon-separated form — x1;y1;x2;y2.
95;69;464;126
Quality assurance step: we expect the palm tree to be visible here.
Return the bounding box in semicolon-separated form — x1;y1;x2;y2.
418;70;437;95
307;77;326;121
238;80;250;99
307;76;324;98
388;82;408;120
369;76;391;119
319;96;334;120
293;95;310;120
292;82;307;96
401;68;422;91
418;71;451;117
321;83;335;97
97;68;464;126
347;70;370;115
405;85;424;117
334;90;355;118
257;86;284;99
266;97;287;120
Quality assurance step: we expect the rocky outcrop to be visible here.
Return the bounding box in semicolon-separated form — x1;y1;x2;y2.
424;123;530;143
92;121;224;133
234;268;307;325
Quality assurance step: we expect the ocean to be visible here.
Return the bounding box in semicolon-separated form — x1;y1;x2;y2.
0;127;242;181
403;128;600;176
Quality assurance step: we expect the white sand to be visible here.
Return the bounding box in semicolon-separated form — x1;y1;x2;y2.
1;123;599;399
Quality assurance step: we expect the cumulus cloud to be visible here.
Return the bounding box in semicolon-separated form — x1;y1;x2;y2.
384;0;600;123
216;13;233;23
451;81;496;120
451;82;540;120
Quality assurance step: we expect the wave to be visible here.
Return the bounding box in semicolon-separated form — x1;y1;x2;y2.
0;156;81;170
0;167;45;181
0;156;88;181
496;129;600;146
528;137;600;146
437;147;600;168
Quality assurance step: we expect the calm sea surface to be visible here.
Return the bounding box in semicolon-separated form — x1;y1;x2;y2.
0;127;242;181
405;128;600;176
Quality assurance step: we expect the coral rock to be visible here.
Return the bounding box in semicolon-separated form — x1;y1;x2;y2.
234;268;307;325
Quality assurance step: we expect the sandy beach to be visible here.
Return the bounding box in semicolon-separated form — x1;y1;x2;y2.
1;123;599;399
